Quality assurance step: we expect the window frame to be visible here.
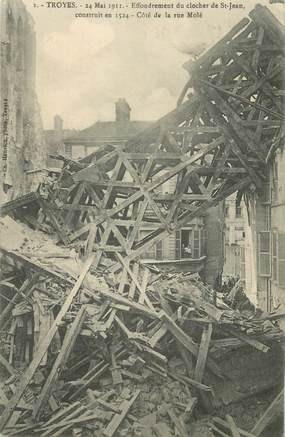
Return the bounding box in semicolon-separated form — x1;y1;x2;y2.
258;231;271;277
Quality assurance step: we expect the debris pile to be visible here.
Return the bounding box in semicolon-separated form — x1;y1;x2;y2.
0;3;284;436
0;216;284;437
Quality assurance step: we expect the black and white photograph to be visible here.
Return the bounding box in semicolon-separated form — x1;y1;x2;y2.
0;0;284;435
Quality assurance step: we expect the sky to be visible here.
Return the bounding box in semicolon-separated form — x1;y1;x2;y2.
23;0;284;130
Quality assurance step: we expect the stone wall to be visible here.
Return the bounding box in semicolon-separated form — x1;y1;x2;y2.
0;0;47;203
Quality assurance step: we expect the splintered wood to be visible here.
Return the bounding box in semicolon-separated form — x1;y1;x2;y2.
0;3;284;437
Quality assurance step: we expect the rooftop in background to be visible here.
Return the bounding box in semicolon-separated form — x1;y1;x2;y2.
64;99;153;148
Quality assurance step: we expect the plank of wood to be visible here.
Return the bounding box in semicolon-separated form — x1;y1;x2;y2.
225;414;241;437
0;275;39;330
211;424;232;437
213;417;256;437
224;327;269;353
84;224;97;259
128;263;139;299
103;390;140;437
158;310;199;357
166;406;188;437
251;389;284;436
40;402;82;428
0;352;15;375
168;371;212;392
116;254;154;310
33;305;87;419
68;363;110;401
194;323;213;383
139;268;150;305
0;248;74;286
84;287;158;320
181;397;198;423
152;422;173;437
110;350;123;386
0;255;95;432
159;310;220;377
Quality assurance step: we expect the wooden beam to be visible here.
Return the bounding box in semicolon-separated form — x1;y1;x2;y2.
0;255;95;432
194;323;213;382
103;390;140;437
225;415;241;437
251;389;284;436
33;306;87;419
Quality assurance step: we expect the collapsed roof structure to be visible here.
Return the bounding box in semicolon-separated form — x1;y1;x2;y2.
0;4;284;437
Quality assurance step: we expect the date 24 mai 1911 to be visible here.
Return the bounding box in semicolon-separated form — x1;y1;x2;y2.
36;1;245;10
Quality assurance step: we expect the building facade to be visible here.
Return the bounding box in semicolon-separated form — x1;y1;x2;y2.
0;0;47;203
63;99;153;159
223;194;246;280
139;174;225;286
64;99;224;285
44;115;77;168
243;146;285;319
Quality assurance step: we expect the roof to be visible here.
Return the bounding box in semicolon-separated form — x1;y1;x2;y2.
64;120;153;145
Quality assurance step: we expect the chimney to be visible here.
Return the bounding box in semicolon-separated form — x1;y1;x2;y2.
54;115;63;142
115;99;131;122
54;115;63;132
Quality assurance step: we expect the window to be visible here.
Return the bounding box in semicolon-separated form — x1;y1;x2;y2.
272;160;278;204
181;229;193;258
277;232;285;287
240;246;245;280
263;231;285;288
272;231;277;282
235;227;244;242
175;230;181;259
270;231;285;287
65;144;72;157
235;205;242;218
258;231;271;277
201;229;207;256
225;206;229;217
176;228;204;259
140;230;163;260
193;230;200;258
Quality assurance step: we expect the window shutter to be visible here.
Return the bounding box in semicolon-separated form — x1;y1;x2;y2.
277;232;285;287
193;230;200;259
156;240;163;260
240;246;245;280
175;231;181;259
65;144;72;157
201;229;207;256
272;231;277;282
258;231;271;277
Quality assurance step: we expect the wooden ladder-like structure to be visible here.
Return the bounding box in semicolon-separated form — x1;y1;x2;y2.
2;5;284;304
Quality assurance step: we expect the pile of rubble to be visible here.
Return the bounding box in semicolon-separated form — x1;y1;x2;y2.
0;213;284;437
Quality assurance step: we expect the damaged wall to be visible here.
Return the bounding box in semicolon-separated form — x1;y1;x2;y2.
0;0;47;203
244;145;285;320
